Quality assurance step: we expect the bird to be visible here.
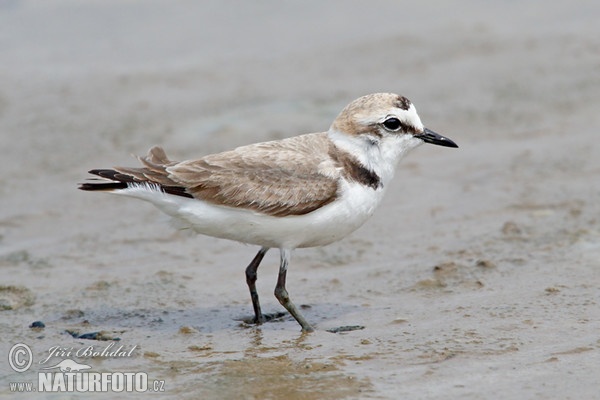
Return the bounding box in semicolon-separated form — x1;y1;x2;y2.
79;93;458;332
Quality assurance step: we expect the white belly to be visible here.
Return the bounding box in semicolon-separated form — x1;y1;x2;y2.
117;180;386;249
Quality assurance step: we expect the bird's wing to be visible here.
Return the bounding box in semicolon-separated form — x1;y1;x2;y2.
166;132;341;217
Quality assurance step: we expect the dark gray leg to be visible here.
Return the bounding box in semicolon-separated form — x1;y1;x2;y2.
274;249;314;332
245;247;269;324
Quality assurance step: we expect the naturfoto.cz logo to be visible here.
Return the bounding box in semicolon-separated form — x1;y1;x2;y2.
8;343;165;393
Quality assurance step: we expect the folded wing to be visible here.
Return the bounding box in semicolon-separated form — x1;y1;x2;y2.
80;133;341;217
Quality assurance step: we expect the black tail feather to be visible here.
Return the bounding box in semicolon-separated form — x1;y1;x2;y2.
79;181;128;191
79;168;193;198
88;169;138;183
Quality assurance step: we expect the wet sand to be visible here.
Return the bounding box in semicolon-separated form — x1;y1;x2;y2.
1;1;599;398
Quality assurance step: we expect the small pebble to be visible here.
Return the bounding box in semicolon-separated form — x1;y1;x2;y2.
502;221;522;235
326;325;365;333
178;326;198;334
30;320;45;329
476;259;496;269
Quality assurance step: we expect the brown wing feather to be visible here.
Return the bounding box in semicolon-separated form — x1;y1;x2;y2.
167;133;340;217
82;134;341;217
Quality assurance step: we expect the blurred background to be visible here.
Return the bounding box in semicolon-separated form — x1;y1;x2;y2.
1;1;599;398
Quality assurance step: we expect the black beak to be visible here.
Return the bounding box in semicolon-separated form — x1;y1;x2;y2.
415;128;458;148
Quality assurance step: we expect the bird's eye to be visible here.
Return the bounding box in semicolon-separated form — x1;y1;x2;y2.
382;117;402;131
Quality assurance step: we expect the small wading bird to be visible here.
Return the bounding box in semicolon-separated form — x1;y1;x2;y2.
80;93;458;332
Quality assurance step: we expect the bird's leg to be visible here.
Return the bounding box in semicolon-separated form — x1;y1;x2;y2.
274;249;314;332
245;247;269;324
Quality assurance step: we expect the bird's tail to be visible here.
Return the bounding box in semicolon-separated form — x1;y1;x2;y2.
78;146;192;198
78;169;131;192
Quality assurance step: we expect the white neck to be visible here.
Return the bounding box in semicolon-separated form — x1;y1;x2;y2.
327;129;423;186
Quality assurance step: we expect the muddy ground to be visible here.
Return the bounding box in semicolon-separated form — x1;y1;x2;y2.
1;1;599;399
